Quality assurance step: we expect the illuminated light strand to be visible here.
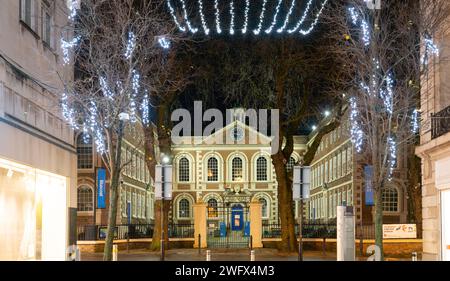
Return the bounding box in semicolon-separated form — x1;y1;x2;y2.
124;32;136;59
214;0;222;34
298;0;328;35
287;0;314;33
61;36;81;65
380;73;394;115
89;101;106;154
253;0;268;35
82;124;90;144
349;97;364;153
167;0;186;32
67;0;79;21
241;0;250;34
197;0;210;35
180;0;198;33
99;76;114;100
229;0;235;35
349;7;358;25
158;37;171;49
361;19;370;46
130;70;141;123
422;36;439;65
277;0;297;33
411;109;419;134
265;0;283;34
387;136;396;181
61;91;78;130
141;90;150;126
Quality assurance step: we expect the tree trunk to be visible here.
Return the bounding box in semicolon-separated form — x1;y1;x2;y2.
374;184;384;261
103;122;124;261
149;199;170;251
407;154;422;237
272;152;298;252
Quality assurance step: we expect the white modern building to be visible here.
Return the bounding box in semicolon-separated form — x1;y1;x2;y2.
0;0;77;260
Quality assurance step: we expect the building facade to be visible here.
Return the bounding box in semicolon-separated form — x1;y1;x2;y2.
416;20;450;260
307;111;410;226
76;127;156;228
0;0;77;260
170;119;308;228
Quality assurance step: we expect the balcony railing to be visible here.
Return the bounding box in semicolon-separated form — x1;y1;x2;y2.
77;223;194;241
431;105;450;139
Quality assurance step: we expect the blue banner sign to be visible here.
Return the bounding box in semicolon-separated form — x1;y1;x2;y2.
97;168;106;209
364;165;374;206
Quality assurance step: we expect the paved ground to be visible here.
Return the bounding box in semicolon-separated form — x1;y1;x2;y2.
80;249;413;261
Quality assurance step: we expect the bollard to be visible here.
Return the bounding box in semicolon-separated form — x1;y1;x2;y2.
206;250;211;261
112;245;118;261
250;235;253;251
322;237;326;256
412;252;418;261
250;250;255;261
198;234;201;255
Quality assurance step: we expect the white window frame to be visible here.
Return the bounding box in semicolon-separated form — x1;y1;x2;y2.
255;156;268;182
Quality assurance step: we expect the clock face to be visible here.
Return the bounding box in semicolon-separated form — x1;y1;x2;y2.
230;127;244;141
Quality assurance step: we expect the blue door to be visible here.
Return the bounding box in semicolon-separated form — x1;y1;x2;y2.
231;205;244;231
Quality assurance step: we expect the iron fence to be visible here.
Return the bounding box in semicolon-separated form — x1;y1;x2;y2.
262;223;337;239
77;223;194;241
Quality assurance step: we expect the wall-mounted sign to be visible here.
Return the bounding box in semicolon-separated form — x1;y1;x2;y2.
383;224;417;239
97;168;106;209
364;165;374;206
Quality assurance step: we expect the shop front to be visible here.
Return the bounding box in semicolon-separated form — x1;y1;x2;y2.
0;158;68;261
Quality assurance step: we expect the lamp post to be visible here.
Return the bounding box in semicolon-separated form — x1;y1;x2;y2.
155;154;172;261
293;165;311;262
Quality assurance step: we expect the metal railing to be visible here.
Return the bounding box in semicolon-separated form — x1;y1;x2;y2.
431;105;450;139
77;223;194;241
262;223;337;239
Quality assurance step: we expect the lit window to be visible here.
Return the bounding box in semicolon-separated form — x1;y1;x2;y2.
232;157;243;181
179;198;190;218
76;134;93;169
178;157;190;182
382;187;399;212
207;199;218;218
207;157;218;181
256;157;268;181
77;185;93;211
259;198;268;218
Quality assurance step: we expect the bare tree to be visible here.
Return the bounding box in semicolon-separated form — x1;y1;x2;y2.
59;0;182;260
322;0;450;259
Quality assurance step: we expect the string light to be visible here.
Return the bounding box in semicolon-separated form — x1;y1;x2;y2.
167;0;186;32
214;0;222;34
422;35;439;65
124;32;136;59
99;76;114;100
348;5;370;46
61;36;81;65
380;73;394;115
89;101;106;154
197;0;210;35
158;37;171;49
298;0;329;35
229;0;235;35
141;90;150;126
277;0;297;33
349;7;358;25
411;109;419;134
130;69;140;123
349;97;363;153
287;0;314;33
180;0;198;33
253;0;268;35
61;91;78;130
242;0;250;34
387;136;396;181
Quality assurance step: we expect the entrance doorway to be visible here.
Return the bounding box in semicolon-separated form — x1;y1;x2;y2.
206;203;250;248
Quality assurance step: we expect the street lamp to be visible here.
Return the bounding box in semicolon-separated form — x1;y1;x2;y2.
155;154;172;261
293;165;311;262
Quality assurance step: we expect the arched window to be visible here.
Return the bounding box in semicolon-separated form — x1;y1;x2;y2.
77;185;93;211
77;134;93;169
179;198;190;218
259;198;268;218
232;157;243;181
256;157;268;181
178;157;190;182
286;157;296;172
207;198;218;218
382;187;399;212
207;157;218;181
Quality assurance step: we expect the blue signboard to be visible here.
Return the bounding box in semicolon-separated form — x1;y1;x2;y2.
219;222;226;237
364;165;374;206
231;205;244;231
244;221;250;237
97;168;106;209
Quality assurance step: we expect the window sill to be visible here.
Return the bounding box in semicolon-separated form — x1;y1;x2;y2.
19;20;40;39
